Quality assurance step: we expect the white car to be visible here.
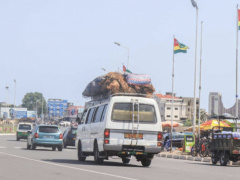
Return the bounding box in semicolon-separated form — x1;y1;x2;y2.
76;93;163;167
59;121;71;126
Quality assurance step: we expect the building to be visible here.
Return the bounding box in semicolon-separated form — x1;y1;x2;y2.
182;97;200;120
154;92;187;122
208;92;240;117
47;99;68;119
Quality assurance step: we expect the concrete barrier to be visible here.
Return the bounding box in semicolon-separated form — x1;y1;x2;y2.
232;161;240;165
203;157;211;162
180;156;187;160
194;157;203;162
173;155;179;159
161;154;167;158
187;156;194;161
167;154;173;158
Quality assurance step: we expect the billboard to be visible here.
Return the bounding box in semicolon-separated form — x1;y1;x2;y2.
27;111;36;118
16;111;27;119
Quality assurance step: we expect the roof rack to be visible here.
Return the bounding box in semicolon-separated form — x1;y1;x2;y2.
85;93;152;109
111;93;152;98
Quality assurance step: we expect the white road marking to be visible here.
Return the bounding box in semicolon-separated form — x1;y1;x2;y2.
0;152;138;180
14;147;22;149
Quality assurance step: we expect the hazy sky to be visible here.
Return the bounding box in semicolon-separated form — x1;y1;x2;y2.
0;0;240;112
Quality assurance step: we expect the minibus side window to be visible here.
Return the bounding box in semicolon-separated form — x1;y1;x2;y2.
92;106;104;123
85;108;95;124
100;105;108;122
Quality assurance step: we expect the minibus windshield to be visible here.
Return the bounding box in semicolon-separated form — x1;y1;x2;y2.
111;103;157;123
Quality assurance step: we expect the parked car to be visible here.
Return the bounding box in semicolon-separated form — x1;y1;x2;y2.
163;132;184;148
76;93;163;167
16;123;33;141
63;126;77;148
27;125;63;151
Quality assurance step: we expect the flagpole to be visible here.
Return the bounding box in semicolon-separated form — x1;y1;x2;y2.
193;6;198;135
198;21;203;140
170;35;175;153
236;4;239;127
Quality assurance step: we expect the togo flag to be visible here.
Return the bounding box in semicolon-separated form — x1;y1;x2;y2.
174;38;189;54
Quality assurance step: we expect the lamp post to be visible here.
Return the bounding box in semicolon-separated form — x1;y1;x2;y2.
36;100;40;120
13;79;16;132
4;86;9;131
198;21;203;140
190;0;199;135
114;42;130;69
42;95;44;122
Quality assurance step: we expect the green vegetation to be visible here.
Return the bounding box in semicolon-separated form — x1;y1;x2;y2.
22;92;47;116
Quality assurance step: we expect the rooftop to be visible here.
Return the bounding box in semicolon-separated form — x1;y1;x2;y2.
154;93;180;100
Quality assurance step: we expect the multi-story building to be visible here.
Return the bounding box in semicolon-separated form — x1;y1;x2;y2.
208;92;222;116
154;92;188;122
208;92;240;117
47;99;68;119
182;97;200;120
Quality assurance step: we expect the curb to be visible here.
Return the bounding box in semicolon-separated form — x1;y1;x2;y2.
173;155;179;159
187;156;194;161
161;154;166;158
158;153;239;166
180;156;187;160
0;133;15;136
203;158;211;162
194;157;202;162
232;161;240;165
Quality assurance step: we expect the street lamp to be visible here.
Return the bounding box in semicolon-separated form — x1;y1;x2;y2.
4;86;9;130
42;95;44;121
13;79;16;120
114;42;130;69
13;79;16;132
36;100;40;120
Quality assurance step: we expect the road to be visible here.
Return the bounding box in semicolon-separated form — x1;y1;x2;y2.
0;134;240;180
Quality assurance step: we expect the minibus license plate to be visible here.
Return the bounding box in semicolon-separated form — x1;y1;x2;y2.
124;133;143;139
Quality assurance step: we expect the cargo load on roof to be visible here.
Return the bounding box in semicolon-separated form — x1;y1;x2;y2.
82;72;155;97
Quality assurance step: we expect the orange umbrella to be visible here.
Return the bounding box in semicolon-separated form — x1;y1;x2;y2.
200;119;230;130
184;125;202;132
162;121;181;128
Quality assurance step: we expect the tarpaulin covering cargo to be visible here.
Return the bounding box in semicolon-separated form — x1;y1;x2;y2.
82;72;155;97
126;74;151;86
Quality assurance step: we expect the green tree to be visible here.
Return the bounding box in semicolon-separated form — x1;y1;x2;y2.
184;119;192;127
22;92;47;117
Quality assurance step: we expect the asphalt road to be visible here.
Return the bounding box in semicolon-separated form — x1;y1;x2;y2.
1;134;240;180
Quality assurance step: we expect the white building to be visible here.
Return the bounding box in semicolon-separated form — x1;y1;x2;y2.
154;93;187;122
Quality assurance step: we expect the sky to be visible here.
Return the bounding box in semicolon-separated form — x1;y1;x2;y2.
0;0;240;112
